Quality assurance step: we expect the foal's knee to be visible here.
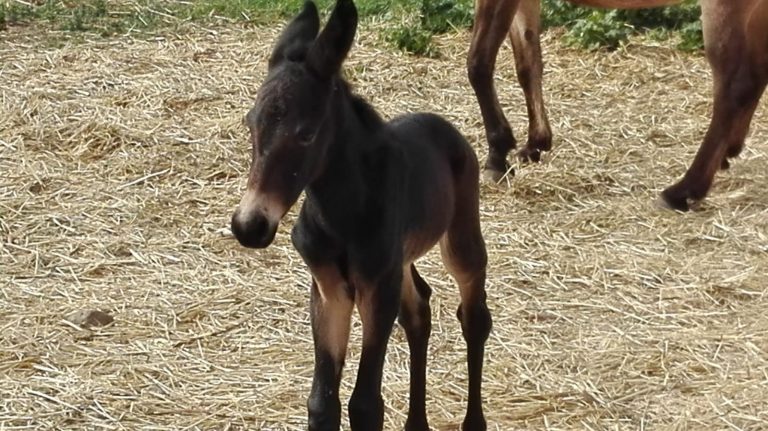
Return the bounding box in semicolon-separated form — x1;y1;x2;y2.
457;300;492;344
399;271;433;340
399;300;432;342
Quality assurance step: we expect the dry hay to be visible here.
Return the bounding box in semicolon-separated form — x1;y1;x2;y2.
1;16;767;431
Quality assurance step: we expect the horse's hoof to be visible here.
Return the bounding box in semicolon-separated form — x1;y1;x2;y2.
528;134;553;152
720;158;731;170
655;194;686;212
461;415;487;431
404;416;430;431
482;167;509;183
658;188;697;212
518;146;542;163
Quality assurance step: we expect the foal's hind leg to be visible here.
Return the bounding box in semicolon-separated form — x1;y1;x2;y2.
509;0;552;163
440;168;491;430
398;264;433;431
468;0;521;181
441;231;491;430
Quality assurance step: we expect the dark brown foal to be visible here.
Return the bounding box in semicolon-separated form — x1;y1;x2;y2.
230;1;492;430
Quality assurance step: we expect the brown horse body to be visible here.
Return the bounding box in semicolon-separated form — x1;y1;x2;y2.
469;0;768;210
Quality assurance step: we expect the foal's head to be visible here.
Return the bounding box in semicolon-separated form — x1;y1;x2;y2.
231;0;357;249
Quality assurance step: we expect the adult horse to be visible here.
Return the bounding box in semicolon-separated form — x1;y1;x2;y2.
468;0;768;210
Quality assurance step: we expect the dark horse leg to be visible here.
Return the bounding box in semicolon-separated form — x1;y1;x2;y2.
440;154;492;430
509;0;552;163
661;1;768;210
306;264;354;431
347;269;402;431
468;0;521;181
398;264;432;431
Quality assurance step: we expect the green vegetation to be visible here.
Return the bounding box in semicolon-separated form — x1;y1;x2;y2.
541;0;702;51
386;26;439;57
420;0;473;34
387;0;702;56
0;0;703;53
387;0;473;56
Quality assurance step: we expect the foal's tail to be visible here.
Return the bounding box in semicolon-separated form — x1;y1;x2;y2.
564;0;682;9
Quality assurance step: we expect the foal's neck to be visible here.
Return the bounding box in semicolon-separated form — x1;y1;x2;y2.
306;79;385;216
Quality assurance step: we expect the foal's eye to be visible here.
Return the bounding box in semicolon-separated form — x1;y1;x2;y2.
295;125;317;146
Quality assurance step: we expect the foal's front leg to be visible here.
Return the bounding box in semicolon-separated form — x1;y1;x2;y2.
348;268;402;431
307;263;354;431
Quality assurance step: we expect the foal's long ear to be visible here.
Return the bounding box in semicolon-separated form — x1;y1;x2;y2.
268;1;320;69
306;0;358;78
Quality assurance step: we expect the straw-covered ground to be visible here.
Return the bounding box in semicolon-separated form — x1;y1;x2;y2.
1;14;767;431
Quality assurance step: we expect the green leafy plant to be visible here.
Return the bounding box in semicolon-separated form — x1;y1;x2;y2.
420;0;473;34
2;1;36;26
386;25;440;57
543;0;703;51
566;10;633;50
542;0;586;28
677;19;703;51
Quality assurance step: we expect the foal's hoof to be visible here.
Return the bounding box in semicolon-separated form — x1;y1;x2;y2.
404;416;430;431
517;146;542;163
461;414;487;431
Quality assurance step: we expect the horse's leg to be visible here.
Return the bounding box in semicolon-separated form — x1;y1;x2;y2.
468;0;521;181
441;232;491;431
397;264;432;431
719;73;767;170
306;264;354;431
440;158;492;430
509;0;552;162
661;1;768;211
721;0;768;171
347;268;402;431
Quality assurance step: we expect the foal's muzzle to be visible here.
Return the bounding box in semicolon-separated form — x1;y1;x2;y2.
231;209;278;249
